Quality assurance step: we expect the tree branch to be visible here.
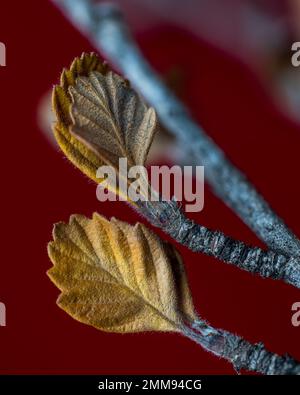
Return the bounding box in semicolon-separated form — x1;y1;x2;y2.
51;0;300;259
140;199;300;288
182;318;300;375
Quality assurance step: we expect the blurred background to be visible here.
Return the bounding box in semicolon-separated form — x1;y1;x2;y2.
0;0;300;374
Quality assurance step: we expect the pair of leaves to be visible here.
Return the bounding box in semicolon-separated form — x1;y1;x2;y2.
53;52;157;199
49;53;195;333
48;214;196;333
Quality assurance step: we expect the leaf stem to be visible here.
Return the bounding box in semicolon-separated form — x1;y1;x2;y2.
182;318;300;375
51;0;300;258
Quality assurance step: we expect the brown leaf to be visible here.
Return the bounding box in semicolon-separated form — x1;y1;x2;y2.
47;214;196;333
69;69;157;168
52;53;108;183
52;53;158;201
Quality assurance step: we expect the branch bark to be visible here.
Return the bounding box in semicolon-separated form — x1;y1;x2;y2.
183;319;300;375
141;199;300;288
51;0;300;259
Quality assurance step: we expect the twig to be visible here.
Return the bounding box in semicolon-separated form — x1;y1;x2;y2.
50;2;300;373
65;68;300;288
182;318;300;375
51;0;300;259
140;199;300;288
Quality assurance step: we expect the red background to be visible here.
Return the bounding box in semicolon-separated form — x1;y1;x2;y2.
0;0;299;374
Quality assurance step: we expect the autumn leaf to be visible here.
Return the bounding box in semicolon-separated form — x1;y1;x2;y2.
52;53;108;183
47;213;196;333
52;53;157;200
69;69;157;168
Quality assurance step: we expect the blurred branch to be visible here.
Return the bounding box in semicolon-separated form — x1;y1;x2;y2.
52;0;300;259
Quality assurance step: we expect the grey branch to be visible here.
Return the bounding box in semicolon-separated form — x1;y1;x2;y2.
51;0;300;258
51;1;300;373
141;199;300;288
183;319;300;375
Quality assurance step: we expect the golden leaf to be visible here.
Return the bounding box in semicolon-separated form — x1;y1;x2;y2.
52;53;158;200
69;71;157;168
47;213;196;333
52;53;108;183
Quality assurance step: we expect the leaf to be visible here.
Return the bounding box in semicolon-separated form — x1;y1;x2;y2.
69;70;157;168
52;53;158;200
47;213;196;333
52;53;108;183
